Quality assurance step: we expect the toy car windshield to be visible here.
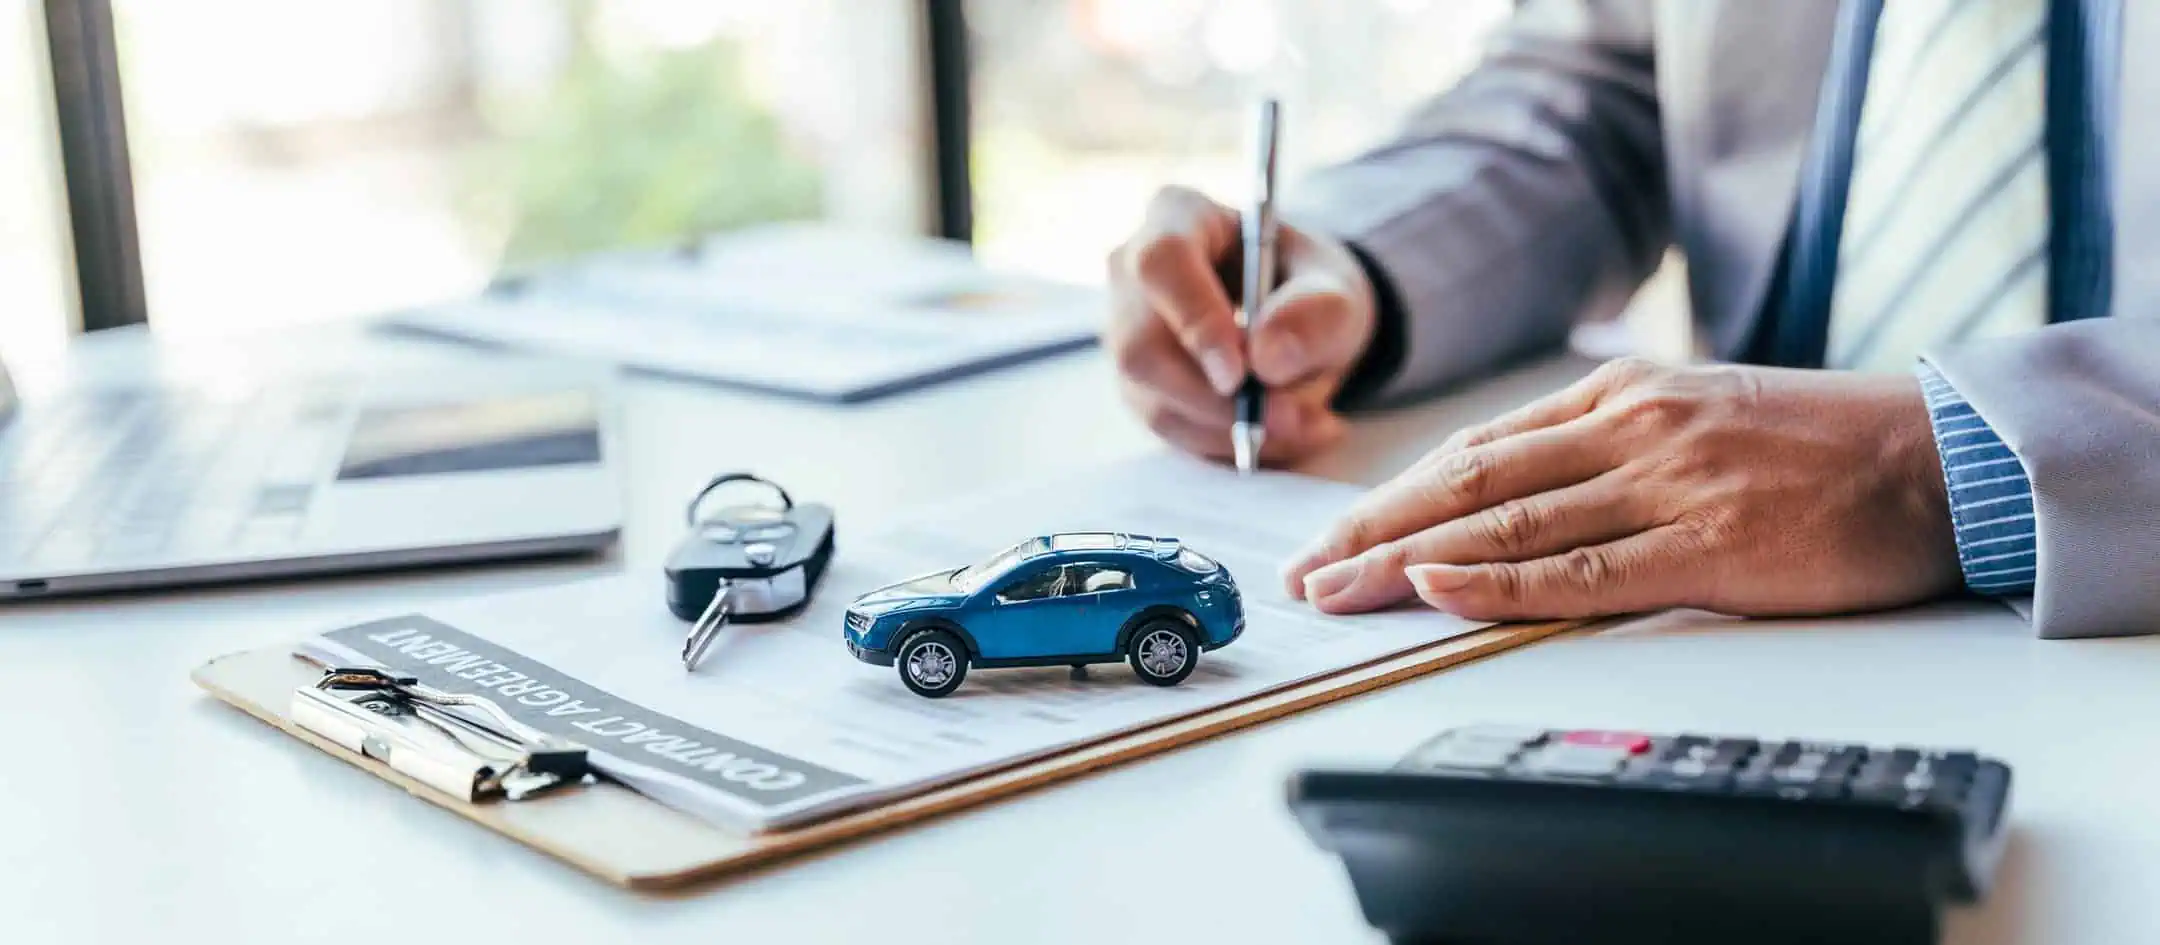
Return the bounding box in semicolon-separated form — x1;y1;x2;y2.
950;536;1049;592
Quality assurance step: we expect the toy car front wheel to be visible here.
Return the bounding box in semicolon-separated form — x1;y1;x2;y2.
896;628;968;698
1127;618;1198;686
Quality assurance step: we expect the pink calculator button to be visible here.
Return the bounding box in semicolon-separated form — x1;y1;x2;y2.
1562;730;1652;753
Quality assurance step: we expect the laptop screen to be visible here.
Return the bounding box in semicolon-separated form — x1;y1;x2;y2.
335;389;601;480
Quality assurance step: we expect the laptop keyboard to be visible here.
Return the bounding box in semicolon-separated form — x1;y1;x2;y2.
0;388;349;571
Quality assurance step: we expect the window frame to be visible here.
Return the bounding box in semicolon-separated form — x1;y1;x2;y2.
42;0;145;332
993;562;1069;604
37;0;973;335
1066;562;1136;595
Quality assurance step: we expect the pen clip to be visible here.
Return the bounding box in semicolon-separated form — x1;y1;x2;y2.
293;667;591;802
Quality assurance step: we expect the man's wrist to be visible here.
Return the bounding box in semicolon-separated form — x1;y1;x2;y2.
1332;240;1408;410
1887;376;1960;580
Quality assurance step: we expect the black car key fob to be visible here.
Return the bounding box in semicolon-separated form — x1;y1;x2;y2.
665;474;835;669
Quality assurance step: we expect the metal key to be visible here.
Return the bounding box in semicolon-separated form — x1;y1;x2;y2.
667;474;832;672
682;582;734;671
678;542;783;671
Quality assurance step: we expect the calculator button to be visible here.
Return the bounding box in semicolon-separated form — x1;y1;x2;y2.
1850;749;1922;798
1912;751;1978;785
1735;741;1791;772
1659;735;1709;757
1407;740;1520;772
1750;741;1803;769
1815;747;1867;780
1622;736;1756;791
1667;737;1756;761
1851;749;1979;809
1562;730;1651;753
1667;738;1758;771
1869;748;1923;779
1450;724;1549;747
1738;743;1866;797
1529;744;1630;778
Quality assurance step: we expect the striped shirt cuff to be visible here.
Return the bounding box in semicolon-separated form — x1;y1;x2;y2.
1916;363;2038;594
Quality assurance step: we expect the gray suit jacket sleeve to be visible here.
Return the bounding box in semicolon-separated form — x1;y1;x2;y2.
1286;0;1671;406
1925;319;2160;639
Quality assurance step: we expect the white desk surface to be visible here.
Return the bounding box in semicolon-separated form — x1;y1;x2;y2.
4;326;2155;945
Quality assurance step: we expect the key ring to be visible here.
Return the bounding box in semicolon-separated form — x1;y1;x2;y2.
685;473;794;526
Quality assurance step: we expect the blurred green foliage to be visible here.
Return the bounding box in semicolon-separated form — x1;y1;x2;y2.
480;5;822;266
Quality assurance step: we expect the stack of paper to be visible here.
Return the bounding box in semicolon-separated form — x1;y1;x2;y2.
297;455;1486;832
384;224;1102;402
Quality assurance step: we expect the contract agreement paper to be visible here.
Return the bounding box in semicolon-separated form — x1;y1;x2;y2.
297;454;1487;832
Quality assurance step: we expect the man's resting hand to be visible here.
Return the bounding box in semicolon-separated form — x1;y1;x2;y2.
1283;358;1964;621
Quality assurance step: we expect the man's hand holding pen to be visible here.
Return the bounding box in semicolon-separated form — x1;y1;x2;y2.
1103;185;1378;466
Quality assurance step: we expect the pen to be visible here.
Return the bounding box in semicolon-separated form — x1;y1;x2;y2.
1234;97;1281;476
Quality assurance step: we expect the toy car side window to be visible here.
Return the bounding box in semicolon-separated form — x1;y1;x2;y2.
995;564;1067;603
1069;563;1134;594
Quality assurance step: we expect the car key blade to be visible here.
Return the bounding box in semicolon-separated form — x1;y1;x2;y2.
682;583;732;672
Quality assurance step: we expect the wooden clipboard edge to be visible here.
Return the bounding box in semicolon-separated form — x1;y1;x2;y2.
193;619;1578;891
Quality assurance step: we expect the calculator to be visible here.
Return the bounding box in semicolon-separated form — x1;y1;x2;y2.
1288;726;2013;945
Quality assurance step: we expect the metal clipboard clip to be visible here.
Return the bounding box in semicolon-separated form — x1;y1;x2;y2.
290;667;592;802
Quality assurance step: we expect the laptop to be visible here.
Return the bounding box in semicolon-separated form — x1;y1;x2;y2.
0;349;623;599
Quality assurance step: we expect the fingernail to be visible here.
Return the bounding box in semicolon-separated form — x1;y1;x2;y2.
1304;556;1364;600
1199;348;1242;394
1283;541;1333;581
1407;564;1474;594
1281;557;1316;599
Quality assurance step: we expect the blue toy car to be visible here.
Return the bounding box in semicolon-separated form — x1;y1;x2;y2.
843;533;1244;697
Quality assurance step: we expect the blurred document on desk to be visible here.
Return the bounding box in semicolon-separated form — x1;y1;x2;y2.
384;224;1100;402
297;454;1485;832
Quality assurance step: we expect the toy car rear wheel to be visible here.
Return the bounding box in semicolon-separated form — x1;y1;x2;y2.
1127;618;1198;686
897;628;968;698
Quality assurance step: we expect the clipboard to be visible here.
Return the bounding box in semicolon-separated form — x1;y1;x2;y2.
192;620;1575;891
